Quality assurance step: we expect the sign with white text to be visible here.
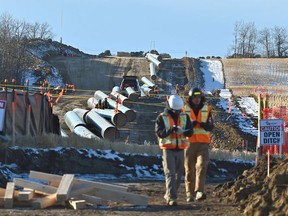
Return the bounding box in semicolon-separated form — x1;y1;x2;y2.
0;100;6;131
260;119;284;146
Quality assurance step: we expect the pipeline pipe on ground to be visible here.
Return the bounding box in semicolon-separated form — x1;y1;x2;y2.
141;85;153;95
73;108;116;140
64;111;100;140
149;62;157;80
146;53;162;68
64;110;86;132
87;97;99;109
125;86;139;101
92;108;127;127
94;90;136;122
141;77;156;87
110;91;131;107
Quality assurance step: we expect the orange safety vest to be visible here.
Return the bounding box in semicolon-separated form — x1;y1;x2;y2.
184;104;211;144
158;111;189;150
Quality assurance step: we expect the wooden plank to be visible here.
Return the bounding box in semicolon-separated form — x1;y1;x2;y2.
32;193;57;209
29;171;127;191
18;189;35;201
77;194;107;206
4;182;15;209
67;199;86;209
0;188;5;196
56;174;74;201
14;178;57;195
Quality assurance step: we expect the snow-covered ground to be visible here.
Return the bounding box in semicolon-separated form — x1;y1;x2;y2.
200;59;258;136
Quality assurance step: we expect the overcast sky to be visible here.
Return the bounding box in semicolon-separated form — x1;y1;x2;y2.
1;0;288;58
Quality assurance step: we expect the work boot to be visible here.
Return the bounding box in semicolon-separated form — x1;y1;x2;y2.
186;196;194;202
195;191;206;201
167;199;177;206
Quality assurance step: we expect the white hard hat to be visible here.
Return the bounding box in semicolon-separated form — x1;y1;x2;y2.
168;95;184;110
112;86;121;93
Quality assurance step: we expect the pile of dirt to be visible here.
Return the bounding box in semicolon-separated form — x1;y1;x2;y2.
214;156;288;215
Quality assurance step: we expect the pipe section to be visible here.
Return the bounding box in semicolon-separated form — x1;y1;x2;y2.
149;62;157;80
146;53;162;68
92;108;127;127
64;111;100;140
141;77;156;88
110;91;130;107
94;90;136;122
73;108;116;140
87;97;99;109
125;86;139;101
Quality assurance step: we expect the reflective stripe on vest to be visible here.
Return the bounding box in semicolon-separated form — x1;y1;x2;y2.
184;104;211;143
158;111;189;149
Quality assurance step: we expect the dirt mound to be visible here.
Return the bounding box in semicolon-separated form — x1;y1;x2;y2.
214;156;288;215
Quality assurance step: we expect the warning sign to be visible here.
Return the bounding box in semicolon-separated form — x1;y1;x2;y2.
0;100;6;131
260;119;284;146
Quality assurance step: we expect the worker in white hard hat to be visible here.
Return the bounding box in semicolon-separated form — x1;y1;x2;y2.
155;94;193;206
183;87;214;202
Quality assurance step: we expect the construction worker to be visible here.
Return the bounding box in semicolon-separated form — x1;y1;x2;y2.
155;95;193;206
183;87;214;202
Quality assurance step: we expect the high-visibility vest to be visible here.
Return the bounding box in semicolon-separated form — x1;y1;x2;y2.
184;104;211;144
158;111;189;150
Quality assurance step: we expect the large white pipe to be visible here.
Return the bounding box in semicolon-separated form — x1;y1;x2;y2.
110;91;131;107
149;62;157;80
87;97;100;109
73;108;116;140
73;126;100;139
148;53;162;61
64;111;100;140
141;77;156;87
64;111;86;132
94;90;136;122
92;108;127;127
141;85;153;95
146;53;162;68
125;86;139;101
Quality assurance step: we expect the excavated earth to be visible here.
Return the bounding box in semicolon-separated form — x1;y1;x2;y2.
0;53;287;215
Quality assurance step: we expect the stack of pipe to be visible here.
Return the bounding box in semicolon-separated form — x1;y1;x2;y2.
111;86;130;107
145;53;162;80
73;108;116;140
92;108;127;127
94;90;136;122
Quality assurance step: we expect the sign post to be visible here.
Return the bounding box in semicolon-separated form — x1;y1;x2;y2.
0;100;6;132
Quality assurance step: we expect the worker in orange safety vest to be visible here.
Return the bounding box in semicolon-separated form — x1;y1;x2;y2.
155;94;193;206
183;87;214;202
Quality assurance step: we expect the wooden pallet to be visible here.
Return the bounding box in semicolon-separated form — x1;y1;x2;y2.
0;170;148;209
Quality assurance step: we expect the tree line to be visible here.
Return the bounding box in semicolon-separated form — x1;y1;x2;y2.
230;21;288;58
0;13;53;81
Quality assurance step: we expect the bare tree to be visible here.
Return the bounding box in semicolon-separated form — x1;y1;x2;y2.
39;22;53;40
273;26;288;57
258;28;274;57
246;22;257;57
232;21;242;58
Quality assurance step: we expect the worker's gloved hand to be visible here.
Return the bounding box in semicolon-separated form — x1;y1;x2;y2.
166;125;178;135
172;125;178;133
200;122;208;130
192;121;198;127
176;126;185;135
